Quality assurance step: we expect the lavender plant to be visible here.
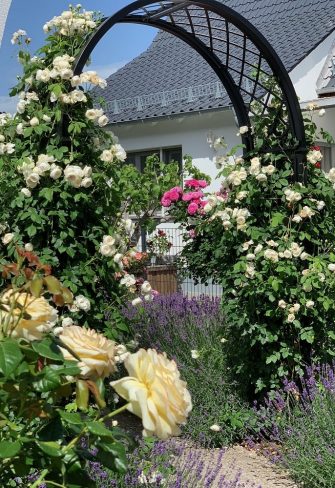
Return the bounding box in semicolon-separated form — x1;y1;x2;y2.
88;437;263;487
252;363;335;488
123;294;256;446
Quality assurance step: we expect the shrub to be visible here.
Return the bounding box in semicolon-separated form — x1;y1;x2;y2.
252;363;335;488
162;90;335;395
123;293;255;446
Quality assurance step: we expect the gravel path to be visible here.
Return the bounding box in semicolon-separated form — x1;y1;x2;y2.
117;412;297;487
175;443;298;487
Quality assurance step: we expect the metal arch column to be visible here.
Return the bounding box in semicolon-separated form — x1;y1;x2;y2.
73;0;307;180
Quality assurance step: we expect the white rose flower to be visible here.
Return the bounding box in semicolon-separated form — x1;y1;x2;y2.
61;317;74;328
204;203;213;213
98;115;109;127
191;349;200;359
29;117;40;127
81;177;93;188
73;295;91;312
299;253;309;261
263;164;276;175
141;281;152;294
143;293;154;302
21;188;31;198
113;253;123;264
256;173;267;182
317;201;325;211
120;274;137;288
131;297;143;306
254;244;263;254
328;264;335;272
238;126;249;135
112;144;127;162
42;114;51;123
264;249;279;262
16;123;24;135
278;300;287;309
16;100;27;113
24;243;33;252
290;242;304;257
292;215;302;223
64;165;83;188
246;253;255;261
2;233;14;245
283;250;292;259
100;243;116;257
287;313;295;323
306;300;315;309
210;424;222;432
103;235;116;246
50;165;63;179
26;172;40;189
82;166;92;177
318;273;326;282
100;150;113;162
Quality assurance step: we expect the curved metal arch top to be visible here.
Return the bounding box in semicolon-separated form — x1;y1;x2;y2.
74;0;307;180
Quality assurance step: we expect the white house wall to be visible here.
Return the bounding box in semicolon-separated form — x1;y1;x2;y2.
290;33;335;102
111;108;238;193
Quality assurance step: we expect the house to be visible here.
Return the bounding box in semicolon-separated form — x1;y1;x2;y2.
94;0;335;295
95;0;335;189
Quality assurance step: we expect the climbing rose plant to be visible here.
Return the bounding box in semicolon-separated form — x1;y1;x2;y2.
163;96;335;395
0;5;180;338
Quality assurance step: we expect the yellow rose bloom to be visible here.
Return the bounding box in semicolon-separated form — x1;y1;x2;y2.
59;325;116;380
0;290;58;341
110;348;192;440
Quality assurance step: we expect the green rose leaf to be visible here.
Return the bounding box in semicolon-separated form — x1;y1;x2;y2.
36;440;63;457
0;340;23;378
32;337;63;361
0;440;21;458
87;421;114;438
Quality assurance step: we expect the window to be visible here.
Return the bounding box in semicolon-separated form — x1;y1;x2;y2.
126;146;182;172
318;143;335;172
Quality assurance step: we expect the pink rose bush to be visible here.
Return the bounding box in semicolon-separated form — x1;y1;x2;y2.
161;179;210;217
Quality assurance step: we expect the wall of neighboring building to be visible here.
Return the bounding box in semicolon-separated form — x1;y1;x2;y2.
290;33;334;102
110;108;238;192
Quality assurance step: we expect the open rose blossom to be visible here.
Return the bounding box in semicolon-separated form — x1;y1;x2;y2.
110;348;192;439
0;290;58;341
59;325;117;379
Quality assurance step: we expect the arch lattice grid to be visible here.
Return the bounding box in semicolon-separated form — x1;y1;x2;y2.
75;0;307;179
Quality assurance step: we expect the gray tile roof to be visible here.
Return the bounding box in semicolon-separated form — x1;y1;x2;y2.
317;39;335;96
95;0;335;124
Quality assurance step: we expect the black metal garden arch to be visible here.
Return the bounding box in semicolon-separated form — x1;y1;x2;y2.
74;0;307;180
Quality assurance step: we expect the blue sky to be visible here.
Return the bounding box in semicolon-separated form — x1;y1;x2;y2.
0;0;157;111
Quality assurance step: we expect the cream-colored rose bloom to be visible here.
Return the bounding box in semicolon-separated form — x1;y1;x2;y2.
59;325;116;379
0;290;58;341
111;348;192;440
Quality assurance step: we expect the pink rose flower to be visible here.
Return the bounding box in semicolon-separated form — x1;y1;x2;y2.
161;196;172;207
187;202;199;215
198;180;208;188
167;189;181;202
189;229;197;239
182;193;194;202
